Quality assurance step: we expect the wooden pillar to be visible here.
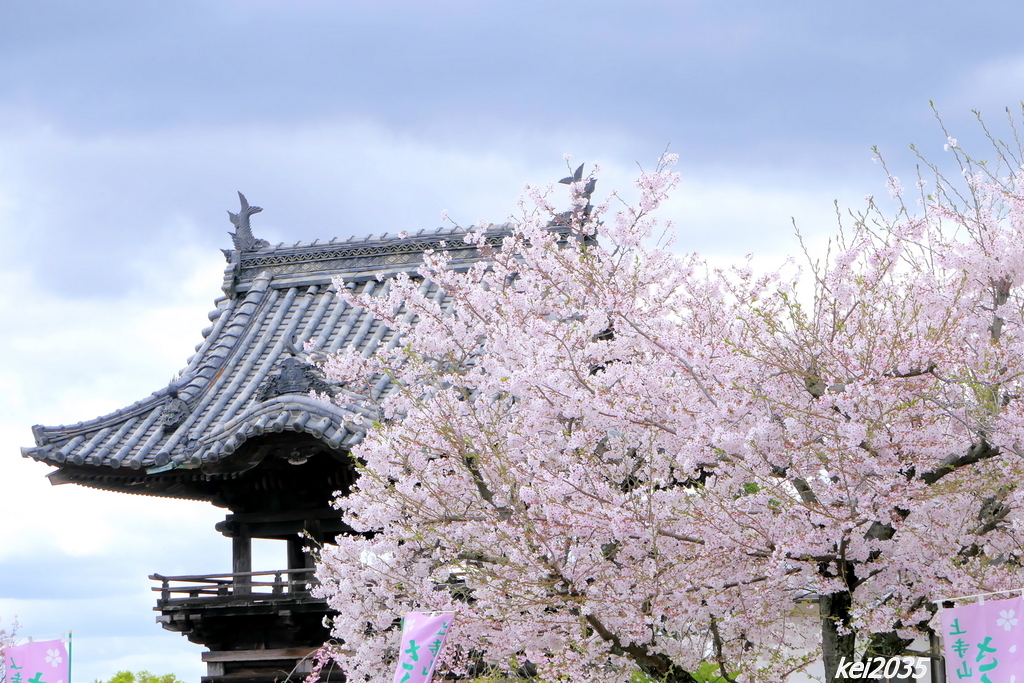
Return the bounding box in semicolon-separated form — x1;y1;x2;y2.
287;535;307;592
287;535;306;569
232;523;252;593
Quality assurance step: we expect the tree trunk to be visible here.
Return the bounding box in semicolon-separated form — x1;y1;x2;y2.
820;592;856;682
865;630;913;659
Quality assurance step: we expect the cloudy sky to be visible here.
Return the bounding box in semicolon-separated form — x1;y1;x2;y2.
2;1;1023;680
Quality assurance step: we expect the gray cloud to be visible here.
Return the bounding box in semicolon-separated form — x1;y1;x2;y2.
4;0;1024;679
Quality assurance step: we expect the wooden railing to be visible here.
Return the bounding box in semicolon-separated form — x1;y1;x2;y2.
150;568;320;606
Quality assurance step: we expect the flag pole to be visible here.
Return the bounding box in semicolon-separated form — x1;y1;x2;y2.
68;631;72;683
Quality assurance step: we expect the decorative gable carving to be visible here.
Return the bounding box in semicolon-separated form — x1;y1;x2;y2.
256;357;334;402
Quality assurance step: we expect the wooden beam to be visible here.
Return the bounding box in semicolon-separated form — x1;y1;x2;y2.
202;647;318;662
224;508;341;524
218;518;353;540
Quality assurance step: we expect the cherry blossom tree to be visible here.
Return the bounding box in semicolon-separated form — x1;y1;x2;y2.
313;120;1024;682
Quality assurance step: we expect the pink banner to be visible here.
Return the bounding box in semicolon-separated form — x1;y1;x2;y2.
4;639;69;683
391;612;454;683
941;595;1024;682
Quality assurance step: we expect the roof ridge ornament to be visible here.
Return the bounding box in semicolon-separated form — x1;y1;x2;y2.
226;192;269;253
220;192;270;298
554;163;598;228
159;386;191;433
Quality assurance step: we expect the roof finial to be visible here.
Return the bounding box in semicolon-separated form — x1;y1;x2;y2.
227;192;269;252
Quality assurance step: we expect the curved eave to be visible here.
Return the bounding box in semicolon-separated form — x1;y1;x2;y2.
26;396;368;476
182;395;369;467
24;275;273;470
23;274;405;474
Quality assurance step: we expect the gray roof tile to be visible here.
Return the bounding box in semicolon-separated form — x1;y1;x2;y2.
24;225;518;478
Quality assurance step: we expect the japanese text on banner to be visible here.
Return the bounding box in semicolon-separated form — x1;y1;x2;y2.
941;595;1024;682
4;638;69;683
391;612;454;683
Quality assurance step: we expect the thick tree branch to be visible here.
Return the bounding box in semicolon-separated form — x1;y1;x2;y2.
709;617;739;683
919;440;999;485
580;611;698;683
462;453;513;520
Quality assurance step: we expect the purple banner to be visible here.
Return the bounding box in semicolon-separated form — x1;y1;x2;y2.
391;612;454;683
5;639;69;683
941;595;1024;682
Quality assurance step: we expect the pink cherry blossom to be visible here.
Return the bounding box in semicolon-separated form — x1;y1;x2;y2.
314;139;1024;682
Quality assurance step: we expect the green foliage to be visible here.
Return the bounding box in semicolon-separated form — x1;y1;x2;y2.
93;671;183;683
629;662;732;683
690;662;732;683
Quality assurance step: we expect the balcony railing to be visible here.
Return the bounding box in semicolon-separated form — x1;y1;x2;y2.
150;568;321;608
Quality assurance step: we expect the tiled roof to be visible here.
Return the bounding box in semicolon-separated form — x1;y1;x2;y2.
23;224;515;477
